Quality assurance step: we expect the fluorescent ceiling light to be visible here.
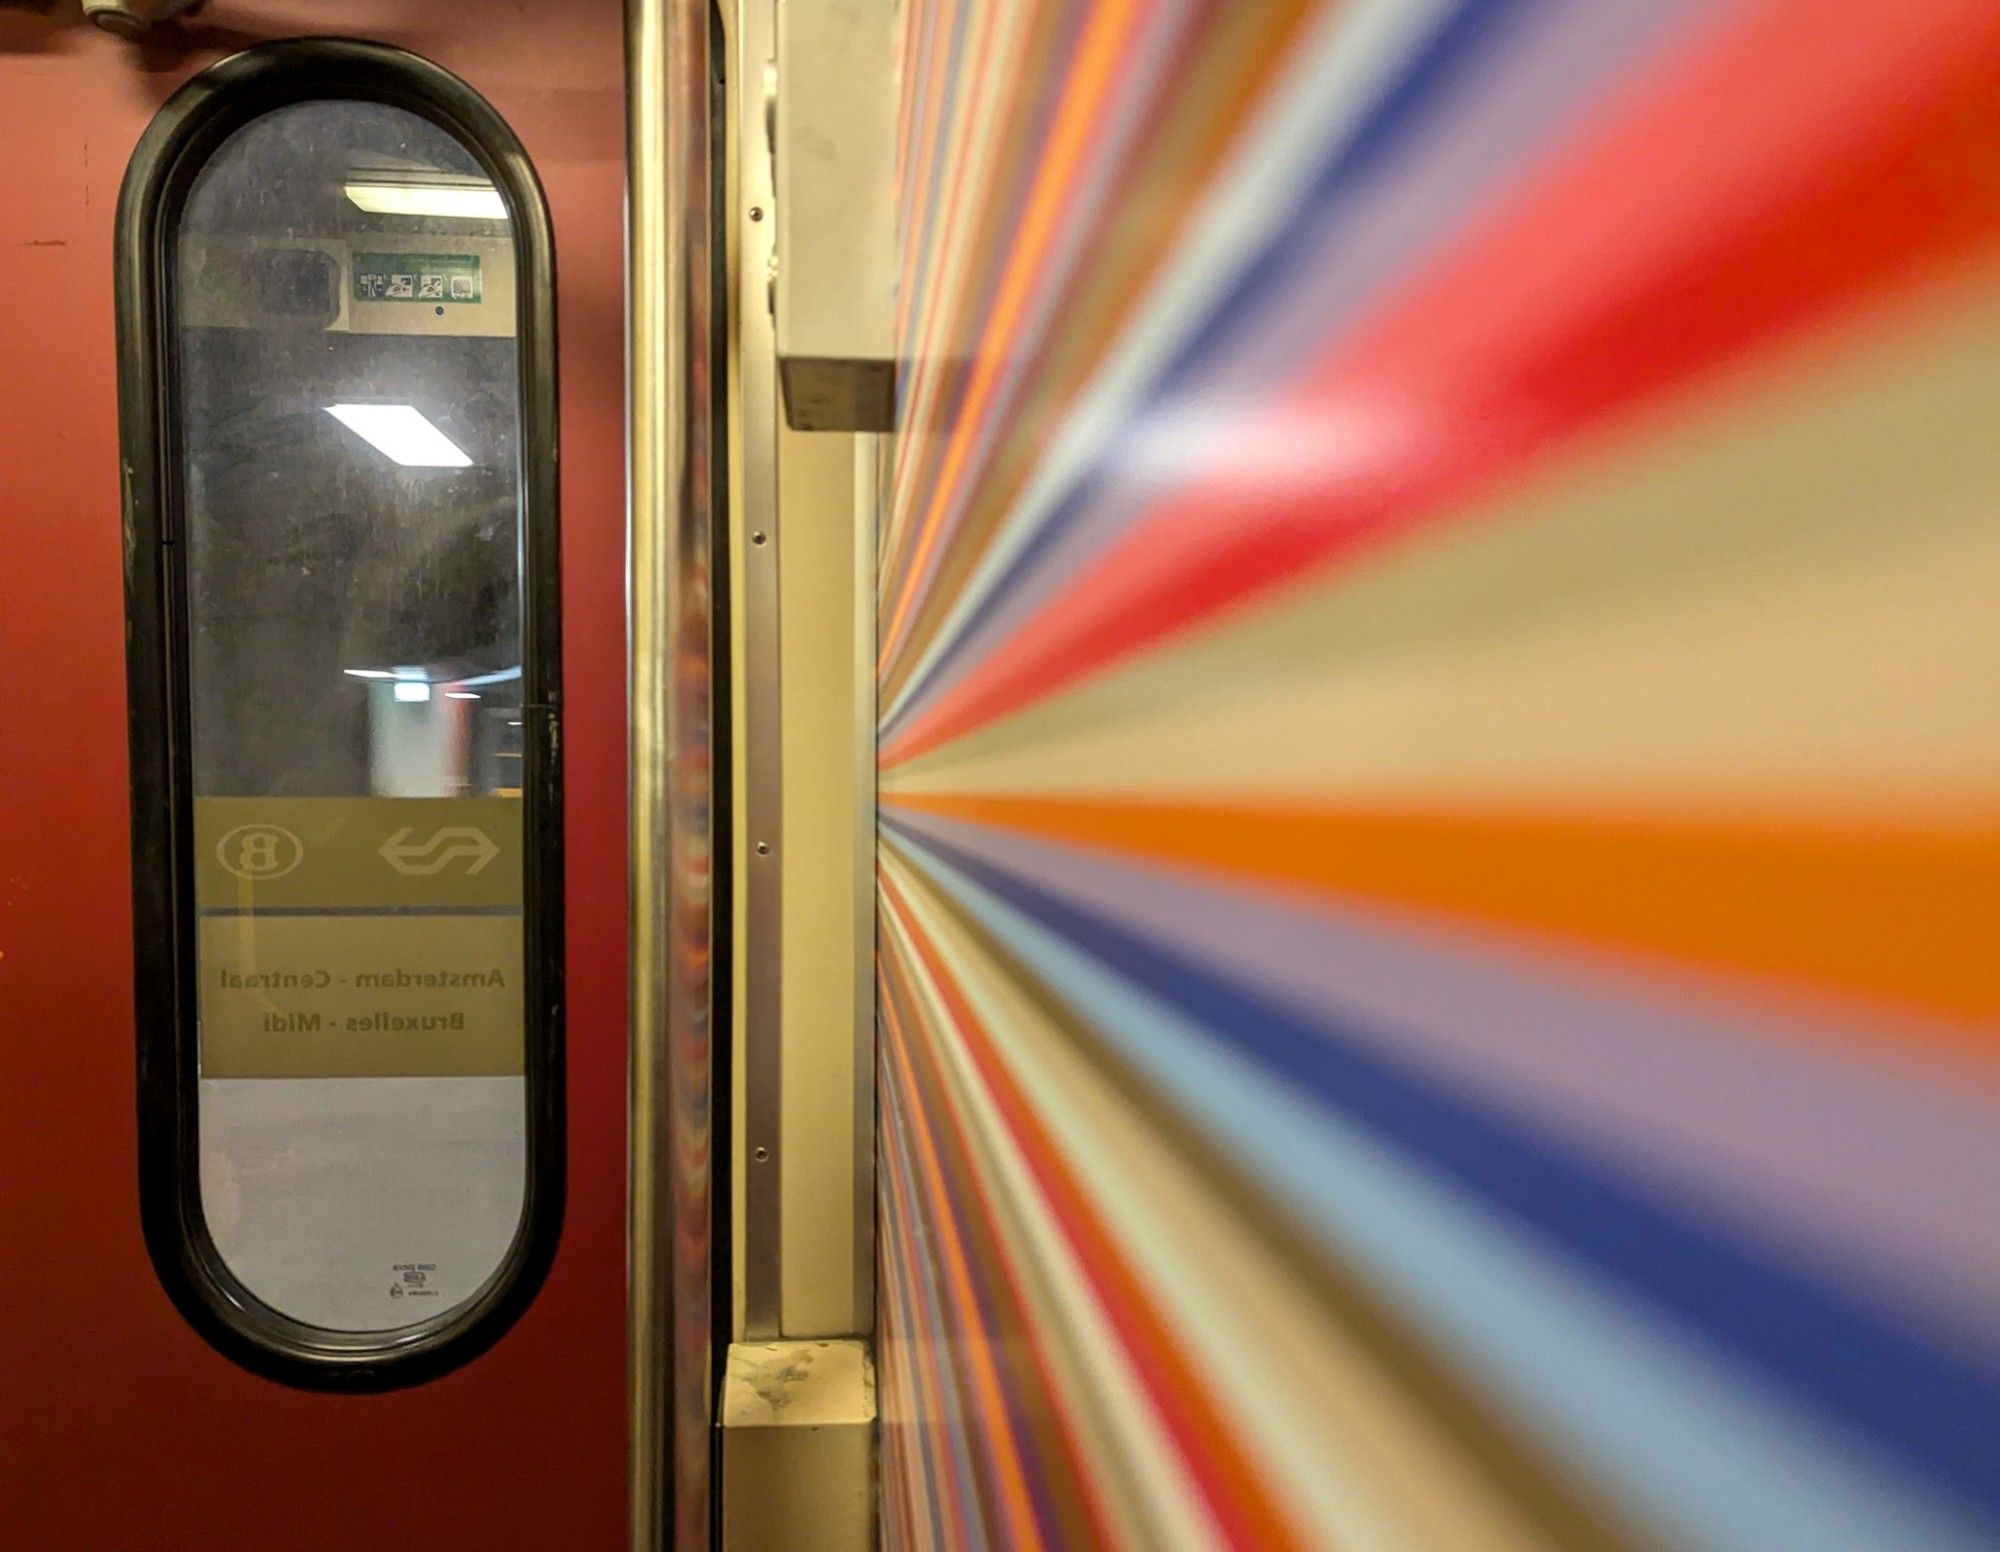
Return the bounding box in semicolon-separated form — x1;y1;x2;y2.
456;665;522;687
344;668;396;680
393;681;432;703
326;403;471;468
344;181;506;220
445;691;480;700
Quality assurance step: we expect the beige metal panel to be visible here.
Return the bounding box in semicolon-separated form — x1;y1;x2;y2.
773;0;898;429
850;433;880;1332
731;0;877;1345
720;1340;878;1552
777;423;865;1337
731;0;788;1343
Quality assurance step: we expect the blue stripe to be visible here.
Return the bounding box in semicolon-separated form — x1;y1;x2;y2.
884;814;2000;1518
884;826;2000;1552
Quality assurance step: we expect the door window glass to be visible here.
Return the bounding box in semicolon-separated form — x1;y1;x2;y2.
180;99;529;1334
121;44;561;1385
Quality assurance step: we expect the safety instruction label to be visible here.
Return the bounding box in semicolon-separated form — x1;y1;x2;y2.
194;797;524;1079
353;251;482;304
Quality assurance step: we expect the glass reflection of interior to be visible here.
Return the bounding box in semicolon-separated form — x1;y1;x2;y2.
179;100;523;801
175;98;530;1337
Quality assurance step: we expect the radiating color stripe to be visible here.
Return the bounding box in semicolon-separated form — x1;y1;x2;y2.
875;4;2000;1548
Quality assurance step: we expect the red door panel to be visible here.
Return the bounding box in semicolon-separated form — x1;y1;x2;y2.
0;7;624;1547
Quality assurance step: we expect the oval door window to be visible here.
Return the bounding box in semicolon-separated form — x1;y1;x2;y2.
119;43;561;1387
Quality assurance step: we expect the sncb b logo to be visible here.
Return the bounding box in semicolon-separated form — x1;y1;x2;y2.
215;823;305;881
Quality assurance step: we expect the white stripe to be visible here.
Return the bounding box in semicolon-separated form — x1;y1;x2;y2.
881;0;1453;720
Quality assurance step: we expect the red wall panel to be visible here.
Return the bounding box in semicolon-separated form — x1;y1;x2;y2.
0;7;626;1547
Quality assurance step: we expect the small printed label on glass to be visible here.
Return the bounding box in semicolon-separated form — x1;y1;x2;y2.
355;252;481;303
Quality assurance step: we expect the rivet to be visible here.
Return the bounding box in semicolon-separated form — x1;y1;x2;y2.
755;840;770;855
754;1146;770;1162
751;530;768;545
749;206;765;222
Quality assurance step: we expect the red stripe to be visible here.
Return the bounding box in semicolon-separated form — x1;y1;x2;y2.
879;900;1123;1549
880;936;1040;1545
882;0;2000;768
883;863;1318;1552
878;994;991;1546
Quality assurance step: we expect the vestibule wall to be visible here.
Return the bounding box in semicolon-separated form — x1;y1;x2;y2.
869;4;2000;1551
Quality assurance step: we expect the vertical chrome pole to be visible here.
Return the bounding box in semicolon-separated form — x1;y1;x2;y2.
628;0;712;1548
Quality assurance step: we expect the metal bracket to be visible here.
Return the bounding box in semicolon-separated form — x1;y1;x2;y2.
773;0;898;431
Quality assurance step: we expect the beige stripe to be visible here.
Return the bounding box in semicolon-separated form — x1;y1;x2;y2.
882;0;1330;703
888;263;2000;809
887;0;1043;569
881;851;1208;1552
890;844;1575;1552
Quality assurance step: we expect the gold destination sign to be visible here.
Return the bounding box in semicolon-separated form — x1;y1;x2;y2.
195;797;526;1080
196;796;522;911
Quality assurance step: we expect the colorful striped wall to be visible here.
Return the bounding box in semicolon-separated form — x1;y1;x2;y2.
871;3;2000;1548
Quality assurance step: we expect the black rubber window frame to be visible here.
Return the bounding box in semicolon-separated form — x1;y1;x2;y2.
116;38;564;1392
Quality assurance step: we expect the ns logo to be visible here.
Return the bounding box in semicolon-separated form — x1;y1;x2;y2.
215;823;306;881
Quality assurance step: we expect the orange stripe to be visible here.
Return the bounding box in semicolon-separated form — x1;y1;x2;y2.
878;964;1057;1549
886;792;2000;1035
880;0;1146;671
898;0;968;333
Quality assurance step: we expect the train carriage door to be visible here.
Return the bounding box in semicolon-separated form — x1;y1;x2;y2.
0;6;632;1548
